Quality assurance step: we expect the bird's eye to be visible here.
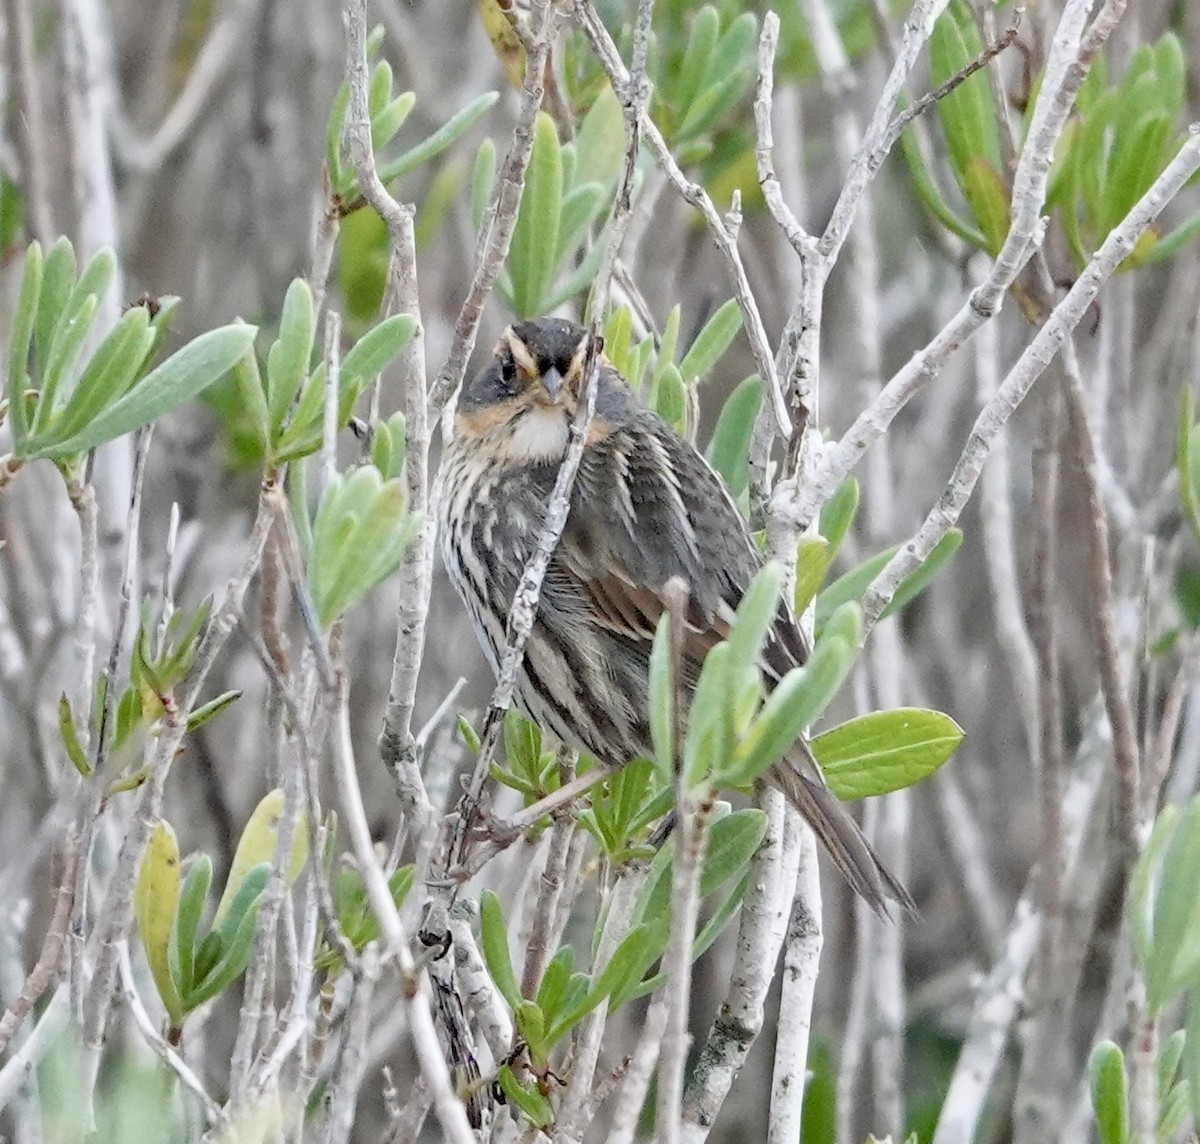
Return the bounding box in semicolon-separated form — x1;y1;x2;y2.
499;353;518;389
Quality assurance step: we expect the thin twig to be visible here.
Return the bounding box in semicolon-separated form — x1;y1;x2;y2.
429;0;553;412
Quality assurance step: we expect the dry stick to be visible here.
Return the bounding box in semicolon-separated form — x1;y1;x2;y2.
1061;372;1141;870
1011;379;1068;1142
227;743;308;1106
338;0;444;929
787;0;1121;529
605;994;670;1144
771;828;822;1144
323;945;380;1144
115;941;223;1127
975;310;1041;761
449;909;513;1059
860;126;1200;634
0;835;76;1055
680;795;801;1141
655;579;705;1144
329;676;476;1144
428;0;553;412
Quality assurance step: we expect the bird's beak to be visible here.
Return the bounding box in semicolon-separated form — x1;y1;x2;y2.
540;367;564;402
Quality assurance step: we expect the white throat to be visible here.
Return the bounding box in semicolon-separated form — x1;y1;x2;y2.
499;406;570;464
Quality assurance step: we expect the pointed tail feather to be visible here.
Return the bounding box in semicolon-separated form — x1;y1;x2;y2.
768;746;916;919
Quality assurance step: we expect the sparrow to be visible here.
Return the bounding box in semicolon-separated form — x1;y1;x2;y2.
437;316;912;916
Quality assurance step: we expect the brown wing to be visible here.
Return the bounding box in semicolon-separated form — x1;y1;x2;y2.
560;396;807;681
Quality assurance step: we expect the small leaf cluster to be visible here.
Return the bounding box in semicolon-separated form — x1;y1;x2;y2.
478;92;626;319
800;476;963;638
602;300;743;436
232;278;416;468
649;555;962;803
478;809;763;1124
134;792;307;1033
903;0;1009;254
58;599;239;785
1089;1034;1190;1144
304;462;419;628
1;238;254;478
650;564;867;793
487;709;563;807
1049;33;1198;270
328;30;497;322
564;4;758;206
326;26;498;209
577;757;670;864
315;861;413;973
906;10;1199;270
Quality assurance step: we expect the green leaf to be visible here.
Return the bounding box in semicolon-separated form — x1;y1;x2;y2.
1185;994;1200;1140
899;123;989;249
509;112;563;318
653;363;686;431
961;158;1010;255
930;0;1001;180
1148;795;1200;1007
496;1066;553;1129
634;808;765;940
377;91;500;185
794;536;832;615
812;708;964;800
31;325;257;461
267;279;316;438
35;293;99;434
817;477;859;554
185;690;242;732
480;890;522;1009
548;924;656;1041
672;7;721;121
215;789;307;925
727;563;785;672
339;313;417;387
471;138;497;230
555;182;606;265
187;884;265;1007
169;854;213;996
1089;1040;1129;1144
880;530;963;620
1130;805;1177;983
34;238;77;375
211;863;270;958
372;91;417;152
678;299;742;383
535;946;574;1017
705;376;761;497
572;84;625;188
724;615;859;788
1159;1028;1186;1095
7;242;43;451
58;694;93;777
49;307;156;445
503;708;543;780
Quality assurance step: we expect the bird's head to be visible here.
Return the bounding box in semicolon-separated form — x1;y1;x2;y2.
456;318;604;462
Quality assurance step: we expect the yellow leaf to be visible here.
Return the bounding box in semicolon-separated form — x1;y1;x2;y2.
214;789;309;925
478;0;525;89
